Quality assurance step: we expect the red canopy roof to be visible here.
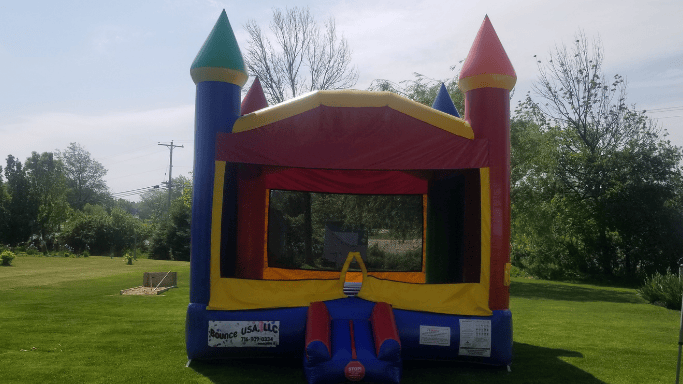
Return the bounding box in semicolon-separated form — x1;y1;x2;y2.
217;103;489;170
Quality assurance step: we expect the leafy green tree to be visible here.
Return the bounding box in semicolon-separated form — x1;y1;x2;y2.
109;207;141;256
368;71;464;113
509;108;581;279
3;155;36;246
56;143;109;210
24;152;70;250
108;198;139;216
148;179;191;261
59;204;111;254
0;165;9;245
269;191;423;269
137;176;188;222
59;204;148;256
515;33;683;281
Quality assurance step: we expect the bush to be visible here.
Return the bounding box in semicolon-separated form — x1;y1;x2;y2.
510;265;532;278
82;250;90;258
365;243;422;271
149;199;191;261
1;250;16;266
638;270;683;310
123;252;135;265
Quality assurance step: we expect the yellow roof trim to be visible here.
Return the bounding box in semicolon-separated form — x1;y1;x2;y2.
458;73;516;93
232;90;474;140
191;67;248;86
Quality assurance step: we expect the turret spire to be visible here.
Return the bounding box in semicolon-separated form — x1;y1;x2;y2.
459;16;516;93
431;83;460;118
191;10;248;86
241;77;269;115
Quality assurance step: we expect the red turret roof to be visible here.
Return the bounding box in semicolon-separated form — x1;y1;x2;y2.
459;16;516;91
241;77;268;115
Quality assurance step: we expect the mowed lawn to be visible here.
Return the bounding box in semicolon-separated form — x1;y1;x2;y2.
0;255;680;383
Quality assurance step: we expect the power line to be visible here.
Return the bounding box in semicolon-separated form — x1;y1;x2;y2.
111;185;162;198
108;167;167;181
106;149;165;166
646;106;683;113
97;143;160;161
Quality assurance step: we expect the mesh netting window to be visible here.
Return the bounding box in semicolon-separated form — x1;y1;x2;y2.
267;190;423;272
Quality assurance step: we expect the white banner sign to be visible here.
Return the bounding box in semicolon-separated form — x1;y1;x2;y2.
458;319;491;357
208;321;280;348
419;325;451;346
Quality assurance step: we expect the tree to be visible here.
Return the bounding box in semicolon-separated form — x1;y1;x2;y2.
148;177;192;261
0;165;9;245
3;155;35;246
56;142;109;210
509;107;577;279
368;71;465;112
515;33;683;281
59;204;111;254
244;6;358;104
59;204;148;256
137;175;188;222
24;151;70;251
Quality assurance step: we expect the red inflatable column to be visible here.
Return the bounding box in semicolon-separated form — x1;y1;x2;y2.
459;16;516;311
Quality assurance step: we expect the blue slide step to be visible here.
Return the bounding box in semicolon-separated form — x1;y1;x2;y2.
303;300;402;383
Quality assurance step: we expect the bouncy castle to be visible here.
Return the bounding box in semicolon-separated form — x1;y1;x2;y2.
186;10;516;383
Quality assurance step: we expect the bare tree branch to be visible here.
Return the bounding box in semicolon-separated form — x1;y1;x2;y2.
244;7;358;105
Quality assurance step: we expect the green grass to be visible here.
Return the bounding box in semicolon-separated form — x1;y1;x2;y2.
0;256;680;383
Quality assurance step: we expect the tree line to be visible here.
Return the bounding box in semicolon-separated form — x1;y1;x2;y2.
370;35;683;284
246;6;683;283
4;7;681;284
0;142;191;261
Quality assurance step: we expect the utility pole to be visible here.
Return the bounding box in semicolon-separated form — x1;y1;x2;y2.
158;140;184;214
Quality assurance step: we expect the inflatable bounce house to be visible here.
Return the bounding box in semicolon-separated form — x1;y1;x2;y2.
186;10;516;383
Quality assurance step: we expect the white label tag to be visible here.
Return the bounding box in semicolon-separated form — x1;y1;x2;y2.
208;321;280;347
459;319;491;357
419;325;451;346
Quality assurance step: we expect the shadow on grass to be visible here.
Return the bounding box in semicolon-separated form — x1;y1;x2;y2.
511;279;642;304
189;343;604;384
189;358;305;384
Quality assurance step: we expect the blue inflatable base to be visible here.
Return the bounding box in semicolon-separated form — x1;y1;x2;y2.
187;297;512;367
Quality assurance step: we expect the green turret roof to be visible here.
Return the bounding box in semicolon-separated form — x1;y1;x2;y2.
191;10;248;86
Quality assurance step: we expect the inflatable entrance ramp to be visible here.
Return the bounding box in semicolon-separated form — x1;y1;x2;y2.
304;300;401;383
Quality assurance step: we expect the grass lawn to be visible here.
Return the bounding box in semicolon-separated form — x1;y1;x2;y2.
0;255;679;383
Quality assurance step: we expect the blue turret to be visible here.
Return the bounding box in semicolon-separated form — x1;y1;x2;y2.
431;83;460;118
189;10;247;305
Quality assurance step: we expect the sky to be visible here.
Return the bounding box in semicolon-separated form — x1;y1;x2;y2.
1;0;682;201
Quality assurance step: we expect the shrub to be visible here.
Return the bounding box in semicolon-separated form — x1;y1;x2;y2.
1;250;16;266
510;265;532;278
82;250;90;258
638;270;683;310
123;252;135;265
365;243;422;271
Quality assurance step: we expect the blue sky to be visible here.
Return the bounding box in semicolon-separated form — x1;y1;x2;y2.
1;0;682;200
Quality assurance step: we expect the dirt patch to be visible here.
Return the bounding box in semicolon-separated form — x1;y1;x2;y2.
120;286;174;295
